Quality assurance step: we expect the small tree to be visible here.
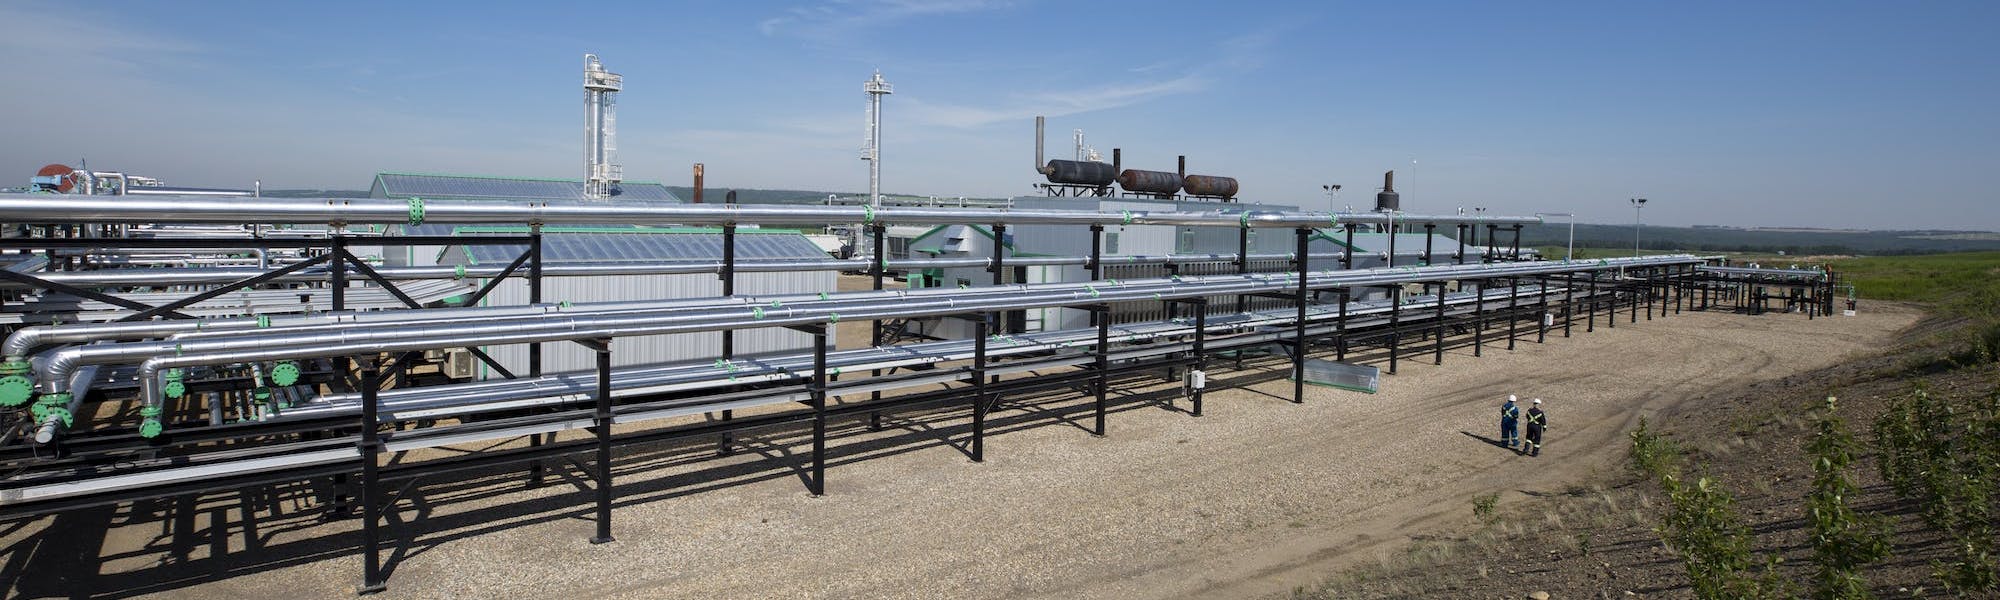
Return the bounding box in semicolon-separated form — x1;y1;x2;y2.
1805;396;1891;600
1657;471;1790;599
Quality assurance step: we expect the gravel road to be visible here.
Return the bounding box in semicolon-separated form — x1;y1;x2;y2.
0;301;1918;600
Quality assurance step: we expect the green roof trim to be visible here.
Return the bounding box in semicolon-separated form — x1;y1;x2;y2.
1309;228;1359;250
907;223;1016;254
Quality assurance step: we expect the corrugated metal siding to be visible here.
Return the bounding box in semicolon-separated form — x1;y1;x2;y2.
373;173;680;202
461;232;825;265
476;271;836;376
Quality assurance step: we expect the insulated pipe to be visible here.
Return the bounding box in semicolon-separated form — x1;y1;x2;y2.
0;252;1378;291
0;194;1543;228
286;285;1556;421
125;256;1703;422
214;284;1582;429
71;254;1696;382
24;255;1695;434
35;269;1392;390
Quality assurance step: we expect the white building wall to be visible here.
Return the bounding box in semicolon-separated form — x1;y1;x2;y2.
474;270;835;377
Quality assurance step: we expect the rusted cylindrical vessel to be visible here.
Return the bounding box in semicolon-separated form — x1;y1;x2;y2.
1182;175;1239;198
1118;169;1182;196
1044;160;1117;186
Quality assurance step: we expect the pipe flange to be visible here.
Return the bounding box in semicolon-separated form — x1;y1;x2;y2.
0;359;30;377
407;197;425;226
270;361;302;387
0;375;33;407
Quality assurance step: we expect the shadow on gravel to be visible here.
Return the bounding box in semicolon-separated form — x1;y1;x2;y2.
0;361;1303;599
1458;430;1517;453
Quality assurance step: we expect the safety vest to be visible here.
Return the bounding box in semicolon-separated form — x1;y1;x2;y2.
1527;410;1545;427
1501;404;1518;420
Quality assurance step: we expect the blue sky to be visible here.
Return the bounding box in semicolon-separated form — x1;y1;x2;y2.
2;1;1994;230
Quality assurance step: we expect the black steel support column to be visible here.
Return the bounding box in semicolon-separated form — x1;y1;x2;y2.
1423;223;1434;266
529;230;544;376
1645;269;1655;321
867;223;885;431
1293;227;1309;404
1484;225;1497;264
1474;278;1486;357
1094;304;1110;435
1342;224;1356;270
1455;224;1468;265
528;229;547;480
590;339;614;543
1387;285;1401;375
1507;276;1520;351
1536;274;1549;344
1563;274;1575;338
331;235;350;392
1510;225;1522;262
971;314;989;462
810;326;828;494
990;223;1007;333
1191;298;1207;417
1335;289;1350;361
355;358;384;595
1234;225;1248;315
718;224;737;453
1588;272;1598;332
1433;282;1446;365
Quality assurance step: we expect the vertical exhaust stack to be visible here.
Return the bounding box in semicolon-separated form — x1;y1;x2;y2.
1177;155;1186;180
692;163;704;204
1375;170;1400;212
1035;116;1049;174
1112;148;1121;175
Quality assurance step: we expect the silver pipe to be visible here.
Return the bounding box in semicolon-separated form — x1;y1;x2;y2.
286;285;1559;421
0;194;1543;228
127;256;1695;421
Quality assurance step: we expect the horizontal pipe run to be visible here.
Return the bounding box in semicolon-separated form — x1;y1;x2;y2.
0;193;1544;228
123;256;1698;416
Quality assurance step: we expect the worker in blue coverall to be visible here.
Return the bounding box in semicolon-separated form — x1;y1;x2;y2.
1499;395;1521;450
1525;398;1548;457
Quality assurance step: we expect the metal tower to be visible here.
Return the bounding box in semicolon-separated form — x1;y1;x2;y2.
861;71;893;207
583;54;624;199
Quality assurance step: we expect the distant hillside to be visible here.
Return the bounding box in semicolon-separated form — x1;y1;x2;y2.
1516;222;2000;255
250;188;1996;255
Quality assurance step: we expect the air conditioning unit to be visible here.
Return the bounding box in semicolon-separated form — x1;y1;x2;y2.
443;349;476;379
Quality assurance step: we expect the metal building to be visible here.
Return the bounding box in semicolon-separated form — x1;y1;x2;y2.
436;226;836;376
369;171;682;267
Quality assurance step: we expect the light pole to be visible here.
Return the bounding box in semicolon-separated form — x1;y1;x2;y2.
1629;198;1648;257
1539;212;1575;261
1322;183;1342;213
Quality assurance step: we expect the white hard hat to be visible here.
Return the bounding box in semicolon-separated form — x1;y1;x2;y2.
1507;394;1517;402
1533;398;1542;404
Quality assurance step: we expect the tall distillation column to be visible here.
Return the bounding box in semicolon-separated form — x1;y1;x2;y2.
584;54;624;199
861;71;893;207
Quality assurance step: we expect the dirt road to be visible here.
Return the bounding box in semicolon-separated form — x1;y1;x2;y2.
1;303;1918;599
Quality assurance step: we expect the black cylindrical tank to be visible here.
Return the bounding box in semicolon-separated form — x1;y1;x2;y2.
1182;175;1239;198
1118;169;1182;195
1043;160;1117;186
1375;170;1399;211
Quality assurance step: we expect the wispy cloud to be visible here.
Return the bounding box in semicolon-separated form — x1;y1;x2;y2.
0;2;204;72
901;74;1210;129
760;0;1012;38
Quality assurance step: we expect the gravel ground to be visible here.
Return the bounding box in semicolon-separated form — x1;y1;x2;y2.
0;301;1919;600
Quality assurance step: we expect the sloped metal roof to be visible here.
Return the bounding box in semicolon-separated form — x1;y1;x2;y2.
459;231;829;265
372;172;679;203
